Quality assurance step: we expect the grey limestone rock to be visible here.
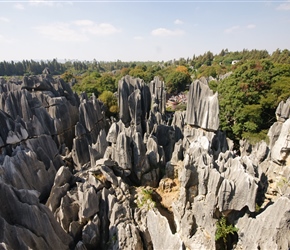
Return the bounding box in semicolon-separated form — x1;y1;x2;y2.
46;166;73;213
147;209;183;250
155;124;176;162
268;121;283;149
171;110;186;142
132;132;150;181
183;126;228;158
270;118;290;164
82;214;101;249
171;139;183;164
276;98;290;122
185;79;219;131
0;148;55;201
106;122;119;144
118;75;151;127
0;181;73;249
0;109;28;146
149;76;166;115
217;157;258;212
128;88;142;126
79;186;101;219
236;196;290;249
114;132;132;174
250;140;269;164
109;222;143;250
0;75;79;148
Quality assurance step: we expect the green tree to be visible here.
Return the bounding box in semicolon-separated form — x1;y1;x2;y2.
165;70;191;94
98;91;118;117
97;73;116;93
218;59;290;143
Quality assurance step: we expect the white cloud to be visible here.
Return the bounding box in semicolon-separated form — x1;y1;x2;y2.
73;20;94;26
277;1;290;10
29;0;55;7
134;36;144;40
151;28;184;36
174;19;184;25
224;25;240;34
34;20;121;42
29;0;72;7
78;22;121;36
34;22;89;42
14;3;25;10
0;17;10;23
247;24;256;29
0;34;15;43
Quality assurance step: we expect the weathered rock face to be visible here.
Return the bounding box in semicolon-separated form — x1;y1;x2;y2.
1;72;290;250
149;76;166;115
0;75;79;148
236;196;290;249
0;174;73;250
72;93;106;170
276;97;290;122
118;75;151;128
147;209;183;250
269;118;290;164
185;79;219;131
267;99;290;165
105;75;170;186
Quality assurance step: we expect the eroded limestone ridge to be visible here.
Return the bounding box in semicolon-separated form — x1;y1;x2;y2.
0;73;289;250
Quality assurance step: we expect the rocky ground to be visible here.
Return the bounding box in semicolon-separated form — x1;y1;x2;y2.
0;72;289;250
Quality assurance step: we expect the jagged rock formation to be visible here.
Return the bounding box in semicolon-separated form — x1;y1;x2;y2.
185;78;219;131
236;196;290;249
276;97;290;122
0;73;289;250
105;76;169;186
72;93;106;170
0;74;79;148
0;75;77;249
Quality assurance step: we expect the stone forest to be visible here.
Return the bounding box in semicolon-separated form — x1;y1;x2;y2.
0;68;289;250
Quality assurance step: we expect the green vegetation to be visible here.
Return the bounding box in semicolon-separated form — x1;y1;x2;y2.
218;59;290;143
136;188;156;210
165;70;191;94
255;203;262;213
98;91;118;117
215;217;238;245
72;71;116;96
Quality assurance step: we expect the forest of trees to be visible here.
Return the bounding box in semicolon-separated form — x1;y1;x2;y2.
1;48;290;144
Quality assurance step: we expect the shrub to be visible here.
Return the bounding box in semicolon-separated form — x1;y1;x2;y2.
136;188;156;210
215;217;238;245
98;90;118;117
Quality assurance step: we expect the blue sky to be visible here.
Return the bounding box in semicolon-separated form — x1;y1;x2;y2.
0;0;290;62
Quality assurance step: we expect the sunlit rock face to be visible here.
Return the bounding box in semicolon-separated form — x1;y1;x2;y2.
185;79;219;131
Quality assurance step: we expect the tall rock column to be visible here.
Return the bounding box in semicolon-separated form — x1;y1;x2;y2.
185;79;219;131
